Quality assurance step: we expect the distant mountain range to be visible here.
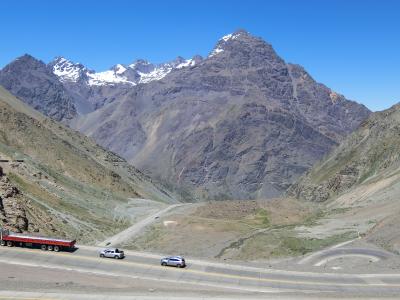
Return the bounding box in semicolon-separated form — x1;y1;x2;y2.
0;30;371;200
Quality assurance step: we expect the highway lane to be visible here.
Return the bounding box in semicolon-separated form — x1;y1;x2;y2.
1;245;400;297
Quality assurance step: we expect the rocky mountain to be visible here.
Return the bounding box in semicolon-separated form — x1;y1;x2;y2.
48;55;203;113
72;30;371;200
0;53;203;120
0;86;176;242
0;54;77;122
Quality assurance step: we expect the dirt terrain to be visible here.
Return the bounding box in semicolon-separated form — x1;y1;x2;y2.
122;198;356;261
121;175;400;264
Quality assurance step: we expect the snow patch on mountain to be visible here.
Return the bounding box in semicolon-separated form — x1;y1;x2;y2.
87;70;135;86
209;31;244;58
209;48;224;58
138;68;169;84
176;59;196;69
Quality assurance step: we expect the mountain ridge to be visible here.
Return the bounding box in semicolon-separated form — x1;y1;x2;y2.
0;30;371;200
71;30;371;200
0;54;78;122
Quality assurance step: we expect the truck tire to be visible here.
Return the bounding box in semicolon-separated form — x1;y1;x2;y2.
0;240;5;246
54;245;60;252
114;255;120;259
100;254;105;258
41;244;47;251
47;245;54;251
6;241;13;247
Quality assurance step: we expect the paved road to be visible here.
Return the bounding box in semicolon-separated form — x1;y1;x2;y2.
298;239;392;266
99;204;187;247
0;245;400;298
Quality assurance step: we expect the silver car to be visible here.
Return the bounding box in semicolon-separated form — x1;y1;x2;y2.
160;256;186;268
99;248;125;259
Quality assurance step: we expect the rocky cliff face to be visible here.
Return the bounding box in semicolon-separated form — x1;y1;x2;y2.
288;103;400;202
0;166;28;233
0;55;77;122
73;30;371;200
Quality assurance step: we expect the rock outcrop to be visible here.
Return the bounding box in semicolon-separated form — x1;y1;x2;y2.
0;166;28;233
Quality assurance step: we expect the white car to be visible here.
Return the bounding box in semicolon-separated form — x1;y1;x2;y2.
99;248;125;259
160;256;186;268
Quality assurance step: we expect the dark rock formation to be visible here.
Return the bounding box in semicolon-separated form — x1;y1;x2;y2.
0;54;77;122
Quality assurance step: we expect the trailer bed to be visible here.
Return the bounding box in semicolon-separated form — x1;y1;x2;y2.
1;229;76;250
4;233;76;247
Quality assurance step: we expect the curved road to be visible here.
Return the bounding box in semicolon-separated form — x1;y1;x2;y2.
0;245;400;298
298;239;392;267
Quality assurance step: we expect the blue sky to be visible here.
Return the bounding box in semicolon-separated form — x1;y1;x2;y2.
0;0;399;111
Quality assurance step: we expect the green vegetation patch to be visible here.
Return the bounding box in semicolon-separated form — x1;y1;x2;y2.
302;209;326;226
280;231;358;256
254;208;270;226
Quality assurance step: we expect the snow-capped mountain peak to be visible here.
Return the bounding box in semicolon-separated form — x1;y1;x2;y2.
51;55;201;86
51;57;87;83
113;64;127;75
209;30;248;58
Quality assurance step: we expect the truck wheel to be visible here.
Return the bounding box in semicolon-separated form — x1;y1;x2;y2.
54;246;60;252
47;245;54;251
0;240;5;246
41;244;47;251
6;241;13;247
114;255;120;259
161;262;167;266
100;254;105;258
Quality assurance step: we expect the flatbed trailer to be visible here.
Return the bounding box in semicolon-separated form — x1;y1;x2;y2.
0;229;75;252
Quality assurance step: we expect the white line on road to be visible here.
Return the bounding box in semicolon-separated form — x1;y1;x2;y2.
314;254;380;266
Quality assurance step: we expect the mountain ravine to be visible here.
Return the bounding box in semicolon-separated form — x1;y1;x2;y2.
0;30;371;200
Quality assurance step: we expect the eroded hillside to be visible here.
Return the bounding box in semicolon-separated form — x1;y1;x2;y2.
289;103;400;254
0;86;177;243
